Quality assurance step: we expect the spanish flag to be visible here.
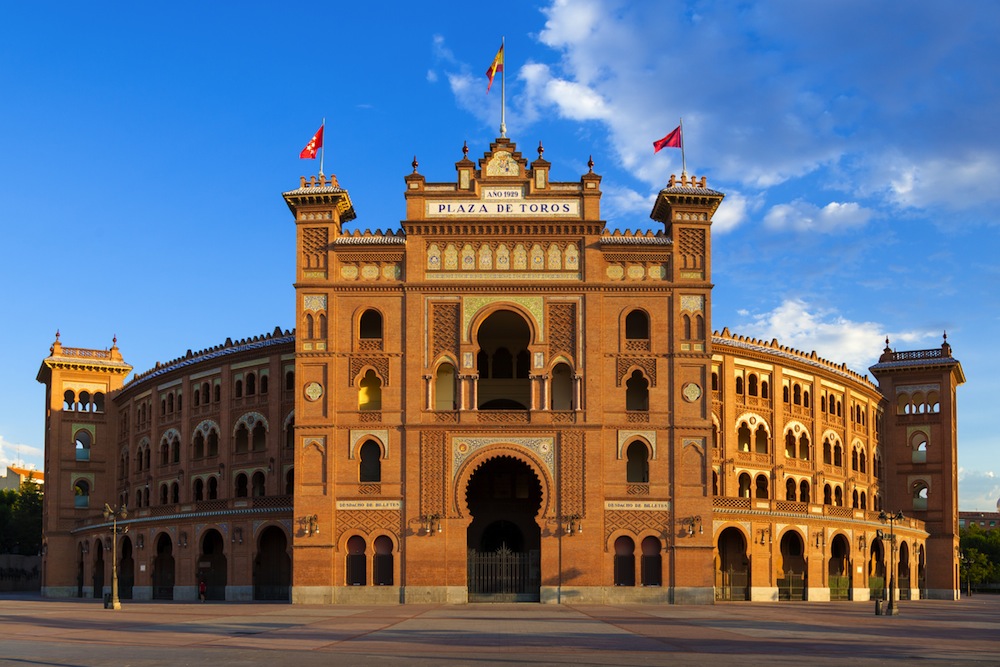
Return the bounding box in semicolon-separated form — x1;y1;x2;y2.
486;43;504;93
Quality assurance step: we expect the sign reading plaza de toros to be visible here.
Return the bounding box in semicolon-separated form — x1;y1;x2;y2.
425;187;580;217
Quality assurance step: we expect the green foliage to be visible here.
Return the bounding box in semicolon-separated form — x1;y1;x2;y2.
0;477;42;555
960;524;1000;588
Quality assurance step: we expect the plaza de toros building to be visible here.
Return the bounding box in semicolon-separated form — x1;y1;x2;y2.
37;136;964;605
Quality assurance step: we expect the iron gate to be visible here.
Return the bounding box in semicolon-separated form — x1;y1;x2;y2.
715;567;749;601
468;547;539;602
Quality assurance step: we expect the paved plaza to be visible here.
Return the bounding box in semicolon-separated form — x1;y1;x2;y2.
1;594;999;666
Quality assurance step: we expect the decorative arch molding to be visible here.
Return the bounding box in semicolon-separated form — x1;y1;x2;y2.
715;520;751;543
350;429;390;460
335;512;401;548
233;412;269;436
432;354;460;370
617;430;657;460
783;420;810;437
159;428;181;444
821;429;843;445
547;355;574;372
463;296;543;344
72;423;96;440
194;420;220;437
252;518;294;547
302;436;326;452
349;358;390;386
735;412;771;435
604;513;671;551
451;442;553;519
282;410;295;428
616;358;656;387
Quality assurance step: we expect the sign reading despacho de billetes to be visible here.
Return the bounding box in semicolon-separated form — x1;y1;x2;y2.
604;500;671;511
425;186;580;218
336;500;401;510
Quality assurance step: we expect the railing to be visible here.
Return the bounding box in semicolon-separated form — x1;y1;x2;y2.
60;347;113;359
891;348;945;361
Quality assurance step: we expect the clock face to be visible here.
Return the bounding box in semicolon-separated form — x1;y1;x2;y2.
486;151;519;176
682;382;702;402
304;381;323;402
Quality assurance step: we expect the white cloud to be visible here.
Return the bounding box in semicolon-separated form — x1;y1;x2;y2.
958;469;1000;512
600;184;655;223
870;152;1000;213
764;199;874;233
734;298;936;372
712;190;756;234
0;434;43;471
426;70;438;84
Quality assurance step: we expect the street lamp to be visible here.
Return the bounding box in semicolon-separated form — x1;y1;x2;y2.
877;510;904;616
103;503;128;610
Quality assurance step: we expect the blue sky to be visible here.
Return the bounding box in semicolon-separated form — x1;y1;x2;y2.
1;1;997;510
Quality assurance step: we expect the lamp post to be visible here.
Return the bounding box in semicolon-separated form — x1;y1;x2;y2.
103;503;128;610
877;510;903;616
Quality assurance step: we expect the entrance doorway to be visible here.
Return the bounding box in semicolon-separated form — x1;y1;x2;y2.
466;456;541;602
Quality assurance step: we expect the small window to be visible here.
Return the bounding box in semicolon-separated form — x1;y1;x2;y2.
624;310;649;340
360;309;383;339
74;480;90;508
74;430;92;461
359;440;382;483
626;441;649;483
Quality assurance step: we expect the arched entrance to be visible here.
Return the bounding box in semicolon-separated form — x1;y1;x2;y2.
898;541;911;600
466;456;541;602
778;531;806;600
869;538;886;599
254;526;290;600
716;527;749;601
92;540;105;599
152;533;175;600
119;536;135;600
197;529;227;600
828;534;851;600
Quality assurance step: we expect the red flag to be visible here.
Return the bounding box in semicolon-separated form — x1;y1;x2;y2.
300;125;324;159
653;126;682;153
486;43;504;93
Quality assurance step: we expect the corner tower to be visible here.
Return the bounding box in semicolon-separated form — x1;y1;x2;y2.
870;336;965;599
36;333;132;597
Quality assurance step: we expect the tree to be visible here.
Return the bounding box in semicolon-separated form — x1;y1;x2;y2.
0;477;43;555
960;524;1000;592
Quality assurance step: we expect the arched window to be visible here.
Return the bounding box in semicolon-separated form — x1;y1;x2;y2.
214;384;221;403
246;372;256;396
373;535;394;586
737;423;751;452
748;374;758;397
285;419;294;449
235;425;249;453
624;310;649;340
625;370;649;411
359;369;383;410
167;393;174;413
640;536;662;587
207;429;219;457
63;389;75;411
754;426;768;454
234;379;243;399
94;393;105;413
194;478;204;501
823;484;832;505
793;384;802;405
159;484;168;505
194;432;205;459
75;430;92;461
760;379;769;399
738;473;752;498
786;478;797;501
785;432;796;458
834;485;844;507
251;471;266;497
823;438;833;465
359;440;382;483
171;436;180;464
171;482;179;504
799;480;810;504
755;474;769;499
285;468;294;495
194;388;201;407
251;423;266;452
550;362;573;411
434;363;457;411
913;482;929;510
359;309;383;340
260;374;269;395
234;473;248;498
208;476;219;500
833;443;843;467
347;535;367;586
285;370;294;391
735;376;744;395
626;441;649;483
159;441;169;466
711;372;719;391
74;480;90;508
613;536;636;586
799;433;810;460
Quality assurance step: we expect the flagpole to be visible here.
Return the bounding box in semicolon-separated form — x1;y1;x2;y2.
679;117;686;177
319;117;326;178
500;36;506;138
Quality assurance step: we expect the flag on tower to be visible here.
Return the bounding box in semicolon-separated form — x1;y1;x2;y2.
653;125;682;153
300;124;324;159
486;43;504;93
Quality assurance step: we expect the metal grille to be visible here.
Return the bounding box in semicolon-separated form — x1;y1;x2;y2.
468;548;539;602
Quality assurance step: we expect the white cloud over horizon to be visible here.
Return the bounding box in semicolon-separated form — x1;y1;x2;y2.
0;434;42;472
732;298;937;373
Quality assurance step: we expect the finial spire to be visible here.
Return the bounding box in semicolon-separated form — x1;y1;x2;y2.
462;140;469;159
537;141;544;159
412;156;418;174
587;155;594;173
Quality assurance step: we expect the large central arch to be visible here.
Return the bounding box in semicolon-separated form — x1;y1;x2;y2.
464;455;543;602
